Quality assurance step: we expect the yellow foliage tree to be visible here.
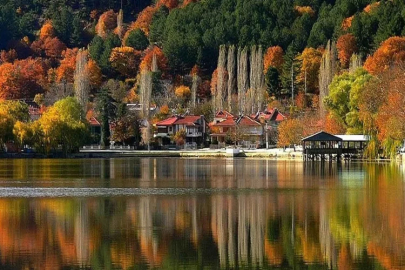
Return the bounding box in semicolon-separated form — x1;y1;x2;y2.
296;47;322;94
175;85;191;98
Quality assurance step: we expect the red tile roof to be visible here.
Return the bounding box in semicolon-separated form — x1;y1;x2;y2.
211;118;236;127
88;117;100;126
275;113;286;122
237;116;261;126
155;116;179;126
174;116;201;126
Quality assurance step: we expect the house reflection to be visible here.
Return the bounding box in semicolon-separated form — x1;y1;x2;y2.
0;160;402;268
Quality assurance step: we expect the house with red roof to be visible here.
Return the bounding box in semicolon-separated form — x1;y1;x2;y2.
251;108;286;127
154;115;206;147
210;112;263;146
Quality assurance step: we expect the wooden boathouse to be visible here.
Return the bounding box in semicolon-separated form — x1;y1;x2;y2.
302;131;368;160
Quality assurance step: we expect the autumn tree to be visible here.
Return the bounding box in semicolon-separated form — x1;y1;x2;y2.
42;37;66;58
175;85;191;99
263;46;284;73
0;58;47;99
125;6;157;37
324;68;373;134
296;47;322;94
364;37;405;75
336;34;357;68
95;10;117;38
74;49;90;112
319;40;337;117
56;48;79;83
38;97;88;154
277;118;304;148
139;46;168;73
0;101;29;149
324;112;346;134
109;46;142;77
39;20;55;40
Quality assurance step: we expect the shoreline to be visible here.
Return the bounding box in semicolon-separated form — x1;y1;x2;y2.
0;148;400;162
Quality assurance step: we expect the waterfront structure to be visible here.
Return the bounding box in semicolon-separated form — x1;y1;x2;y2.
210;111;263;147
302;131;369;160
154;115;206;147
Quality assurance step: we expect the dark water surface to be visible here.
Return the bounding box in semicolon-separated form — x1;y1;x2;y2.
0;158;404;269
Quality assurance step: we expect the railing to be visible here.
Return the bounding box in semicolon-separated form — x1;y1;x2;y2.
82;145;134;150
186;132;202;137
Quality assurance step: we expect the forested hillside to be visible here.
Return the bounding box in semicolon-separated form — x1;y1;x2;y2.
1;0;405;155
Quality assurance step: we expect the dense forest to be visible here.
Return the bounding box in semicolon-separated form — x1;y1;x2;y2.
1;0;405;155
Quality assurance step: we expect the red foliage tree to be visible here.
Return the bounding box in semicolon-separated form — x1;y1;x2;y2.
0;58;47;99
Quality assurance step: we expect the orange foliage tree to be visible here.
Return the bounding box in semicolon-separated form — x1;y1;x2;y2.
95;10;117;38
337;34;357;68
364;2;380;13
139;46;168;72
277;118;304;147
364;37;405;75
263;46;284;72
0;58;47;99
0;50;17;63
39;21;55;40
341;16;354;31
110;46;142;77
324;112;346;134
56;48;79;83
296;47;322;94
295;92;307;110
56;48;101;88
125;6;157;37
87;59;102;89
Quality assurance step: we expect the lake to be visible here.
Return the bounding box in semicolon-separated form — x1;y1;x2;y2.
0;158;404;269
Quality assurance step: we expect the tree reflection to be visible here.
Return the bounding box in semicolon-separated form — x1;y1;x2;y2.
0;161;403;268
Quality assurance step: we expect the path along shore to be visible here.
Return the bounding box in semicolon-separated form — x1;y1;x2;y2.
78;148;303;159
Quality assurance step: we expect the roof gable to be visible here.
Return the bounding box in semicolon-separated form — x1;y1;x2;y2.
237;116;261;126
215;110;234;119
302;131;343;142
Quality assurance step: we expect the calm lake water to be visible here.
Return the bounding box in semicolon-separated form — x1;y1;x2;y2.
0;158;404;269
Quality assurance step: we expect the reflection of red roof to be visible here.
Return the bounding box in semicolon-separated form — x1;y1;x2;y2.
88;117;100;126
175;116;200;126
237;116;261;126
156;116;178;126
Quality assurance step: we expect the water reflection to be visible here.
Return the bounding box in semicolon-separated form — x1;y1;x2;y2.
0;159;403;269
